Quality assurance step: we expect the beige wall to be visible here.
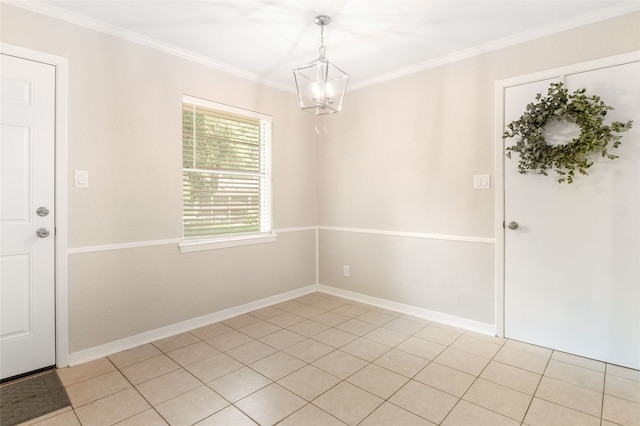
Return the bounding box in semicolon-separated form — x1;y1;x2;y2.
318;12;640;325
2;3;638;355
1;4;318;353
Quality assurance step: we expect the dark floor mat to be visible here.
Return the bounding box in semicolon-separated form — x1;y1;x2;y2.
0;370;71;426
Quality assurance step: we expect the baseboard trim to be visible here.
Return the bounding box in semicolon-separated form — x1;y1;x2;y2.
317;284;496;336
67;285;317;366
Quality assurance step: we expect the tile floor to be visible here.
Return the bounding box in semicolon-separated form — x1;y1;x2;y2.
20;292;640;426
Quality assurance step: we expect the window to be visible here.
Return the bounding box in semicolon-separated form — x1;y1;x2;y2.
180;96;273;252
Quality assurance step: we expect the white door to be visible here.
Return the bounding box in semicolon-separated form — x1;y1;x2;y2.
1;53;56;380
503;58;640;370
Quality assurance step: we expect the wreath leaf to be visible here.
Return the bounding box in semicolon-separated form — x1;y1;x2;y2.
503;82;633;183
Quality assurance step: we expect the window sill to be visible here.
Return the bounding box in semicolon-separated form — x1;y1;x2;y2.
179;232;277;253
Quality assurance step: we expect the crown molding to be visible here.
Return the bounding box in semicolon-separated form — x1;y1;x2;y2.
350;2;640;91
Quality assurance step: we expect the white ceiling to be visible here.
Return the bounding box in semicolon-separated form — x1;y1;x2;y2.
13;1;638;91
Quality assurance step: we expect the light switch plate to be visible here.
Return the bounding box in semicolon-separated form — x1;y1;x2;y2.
74;170;89;189
474;174;490;190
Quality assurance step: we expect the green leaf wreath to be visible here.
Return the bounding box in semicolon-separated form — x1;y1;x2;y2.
503;82;633;184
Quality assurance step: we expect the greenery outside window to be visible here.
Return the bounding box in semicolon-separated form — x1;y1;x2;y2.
180;96;274;252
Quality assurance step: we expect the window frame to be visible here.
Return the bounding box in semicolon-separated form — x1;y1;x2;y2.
179;95;275;253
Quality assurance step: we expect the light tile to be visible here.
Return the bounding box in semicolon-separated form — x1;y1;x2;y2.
313;328;358;348
249;305;285;320
312;350;368;379
332;304;370;318
278;365;341;401
135;368;201;406
66;370;131;407
450;335;502;359
504;340;553;358
167;341;219;366
250;351;306;381
286;320;330;337
295;293;326;305
364;327;408;347
25;409;81;426
222;314;261;329
494;346;550;374
271;300;305;312
266;312;307;328
463;330;507;345
607;364;640;382
463;378;532;421
120;354;180;385
205;330;254;352
207;366;271;402
190;323;233;340
283;338;334;363
235;383;306;426
57;358;116;387
551;351;605;372
237;320;281;339
414;326;462;346
389;380;458;424
108;344;162;369
153;332;200;353
226;340;277;364
312;298;348;311
290;305;325;319
347;364;409;399
74;388;150;426
195;405;258;425
313;311;351;327
341;337;390;362
360;402;436;426
535;376;603;417
382;317;426;335
356;310;395;326
605;373;640;403
313;381;384;426
114;409;168;425
602;394;640;426
185;352;243;382
523;397;600;426
544;359;604;392
259;328;306;350
480;360;541;395
434;347;490;376
278;404;347;426
373;348;430;378
441;400;519;426
414;362;475;397
155;385;228;426
336;318;379;336
396;336;447;360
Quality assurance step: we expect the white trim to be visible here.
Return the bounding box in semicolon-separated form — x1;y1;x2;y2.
1;43;70;368
179;232;277;253
4;0;291;93
183;95;272;122
318;285;496;336
6;1;637;94
67;227;316;255
351;2;640;91
494;50;640;338
68;285;317;365
319;226;495;245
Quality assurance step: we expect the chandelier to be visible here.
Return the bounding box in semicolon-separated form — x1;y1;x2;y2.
293;15;349;115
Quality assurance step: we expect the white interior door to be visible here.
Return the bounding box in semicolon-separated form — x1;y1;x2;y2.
1;53;56;380
503;58;640;369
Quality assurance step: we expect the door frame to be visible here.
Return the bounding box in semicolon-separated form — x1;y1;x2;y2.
494;50;640;338
1;43;69;368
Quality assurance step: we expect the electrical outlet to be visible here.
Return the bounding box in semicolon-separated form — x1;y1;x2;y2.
343;265;350;277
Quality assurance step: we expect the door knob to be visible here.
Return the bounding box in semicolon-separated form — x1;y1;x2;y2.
36;206;50;217
36;227;50;238
507;221;519;230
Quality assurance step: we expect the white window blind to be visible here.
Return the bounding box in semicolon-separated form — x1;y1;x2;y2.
182;97;272;240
